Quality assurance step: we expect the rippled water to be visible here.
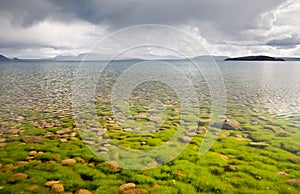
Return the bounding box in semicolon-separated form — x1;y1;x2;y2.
0;60;299;124
219;61;300;121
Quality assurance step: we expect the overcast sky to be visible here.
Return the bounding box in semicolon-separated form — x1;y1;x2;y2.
0;0;300;58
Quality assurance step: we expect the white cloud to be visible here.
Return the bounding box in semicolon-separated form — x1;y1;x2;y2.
0;18;109;58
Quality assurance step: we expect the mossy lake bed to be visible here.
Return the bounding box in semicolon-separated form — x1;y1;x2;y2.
0;60;300;193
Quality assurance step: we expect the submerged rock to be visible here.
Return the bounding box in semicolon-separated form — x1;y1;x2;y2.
26;156;35;161
7;129;22;135
119;183;136;191
198;119;211;126
185;132;197;137
249;142;269;148
44;180;61;187
22;136;43;143
124;128;134;133
287;179;299;187
212;119;240;130
97;147;110;153
29;151;37;156
8;173;28;183
224;165;236;172
75;189;92;194
140;141;147;146
105;161;120;172
146;161;158;168
263;125;276;132
178;136;192;143
195;127;206;134
60;138;68;143
27;185;39;192
151;183;160;188
56;128;72;135
277;171;288;177
250;121;258;125
51;183;64;193
0;143;6;148
2;163;15;172
61;158;76;166
288;157;300;164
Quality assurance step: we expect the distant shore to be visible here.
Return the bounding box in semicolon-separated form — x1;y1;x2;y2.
225;55;285;61
2;53;300;62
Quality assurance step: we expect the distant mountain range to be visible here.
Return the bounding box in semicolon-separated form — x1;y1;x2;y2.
53;53;95;60
0;54;20;61
1;53;300;61
53;53;183;61
52;53;229;61
0;54;10;60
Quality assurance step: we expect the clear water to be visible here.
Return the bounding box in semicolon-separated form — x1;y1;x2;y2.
0;60;299;124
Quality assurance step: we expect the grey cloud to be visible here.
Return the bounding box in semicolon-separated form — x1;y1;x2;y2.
1;0;284;32
0;41;70;50
1;0;298;57
50;0;286;41
267;35;300;48
0;0;56;27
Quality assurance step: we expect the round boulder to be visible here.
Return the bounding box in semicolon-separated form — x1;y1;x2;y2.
61;158;76;166
119;183;136;192
51;183;64;193
212;119;240;130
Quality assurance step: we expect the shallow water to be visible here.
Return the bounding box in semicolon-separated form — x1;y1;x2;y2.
0;60;299;124
219;61;300;121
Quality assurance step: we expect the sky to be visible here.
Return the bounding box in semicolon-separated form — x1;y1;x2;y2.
0;0;300;59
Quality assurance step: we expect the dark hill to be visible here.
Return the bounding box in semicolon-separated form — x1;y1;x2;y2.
225;55;285;61
0;54;10;61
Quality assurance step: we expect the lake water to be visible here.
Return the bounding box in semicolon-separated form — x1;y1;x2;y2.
0;60;300;126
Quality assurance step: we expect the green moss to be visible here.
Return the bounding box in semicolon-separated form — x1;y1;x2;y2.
1;98;300;193
148;186;178;194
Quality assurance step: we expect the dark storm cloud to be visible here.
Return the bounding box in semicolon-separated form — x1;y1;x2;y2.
0;0;56;27
0;0;284;31
1;0;298;57
267;35;300;49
